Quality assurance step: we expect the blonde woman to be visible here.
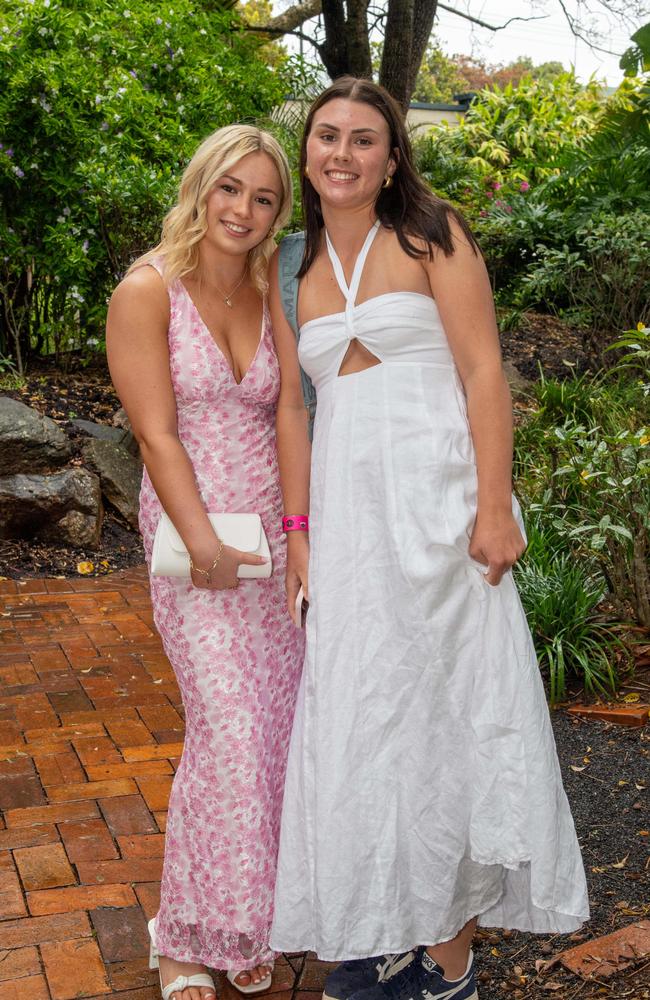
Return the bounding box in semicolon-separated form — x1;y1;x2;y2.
107;125;304;1000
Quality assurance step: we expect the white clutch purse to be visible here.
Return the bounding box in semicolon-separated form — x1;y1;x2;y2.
151;512;272;579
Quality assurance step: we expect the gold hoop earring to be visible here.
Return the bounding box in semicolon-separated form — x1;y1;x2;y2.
304;165;310;179
383;174;393;189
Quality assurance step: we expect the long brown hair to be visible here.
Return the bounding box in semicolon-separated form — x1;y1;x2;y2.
298;76;476;276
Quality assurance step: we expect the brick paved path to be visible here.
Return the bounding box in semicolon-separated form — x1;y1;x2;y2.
0;568;329;1000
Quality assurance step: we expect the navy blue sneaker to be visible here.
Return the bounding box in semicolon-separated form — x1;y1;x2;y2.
348;949;478;1000
323;951;418;1000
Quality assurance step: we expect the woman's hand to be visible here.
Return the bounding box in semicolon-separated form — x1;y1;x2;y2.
469;510;526;586
189;542;269;590
286;532;309;615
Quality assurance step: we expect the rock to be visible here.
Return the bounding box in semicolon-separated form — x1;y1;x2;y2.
82;438;142;528
503;360;533;400
0;469;102;547
111;408;140;457
0;396;72;475
72;418;139;457
112;407;130;429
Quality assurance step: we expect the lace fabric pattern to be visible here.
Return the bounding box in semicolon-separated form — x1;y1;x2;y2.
139;265;305;969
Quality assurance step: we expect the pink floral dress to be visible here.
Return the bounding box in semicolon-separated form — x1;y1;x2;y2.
138;262;305;970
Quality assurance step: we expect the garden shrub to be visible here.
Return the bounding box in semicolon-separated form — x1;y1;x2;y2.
519;212;650;363
415;66;650;318
0;0;299;370
515;520;621;704
515;368;649;634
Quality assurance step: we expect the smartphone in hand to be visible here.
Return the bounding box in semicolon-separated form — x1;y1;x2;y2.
293;586;309;628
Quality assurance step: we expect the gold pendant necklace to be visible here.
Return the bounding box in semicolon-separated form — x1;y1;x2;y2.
215;268;247;308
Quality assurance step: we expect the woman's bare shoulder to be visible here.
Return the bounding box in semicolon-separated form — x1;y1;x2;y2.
108;264;170;326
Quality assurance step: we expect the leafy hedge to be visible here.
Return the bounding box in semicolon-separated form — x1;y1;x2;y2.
0;0;296;369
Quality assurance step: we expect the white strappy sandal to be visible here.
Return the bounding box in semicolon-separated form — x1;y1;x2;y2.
148;918;216;1000
226;963;274;995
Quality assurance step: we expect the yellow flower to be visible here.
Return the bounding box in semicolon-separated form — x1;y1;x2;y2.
640;434;649;446
580;469;589;480
637;321;647;331
76;561;94;575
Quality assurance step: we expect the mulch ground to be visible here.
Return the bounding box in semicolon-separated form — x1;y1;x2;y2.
0;571;648;1000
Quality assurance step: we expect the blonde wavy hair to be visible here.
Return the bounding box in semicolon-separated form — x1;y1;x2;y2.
130;124;292;293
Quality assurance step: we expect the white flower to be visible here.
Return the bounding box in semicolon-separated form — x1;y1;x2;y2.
95;95;102;104
123;9;131;17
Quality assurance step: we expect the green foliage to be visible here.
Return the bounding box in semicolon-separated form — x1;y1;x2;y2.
415;41;650;330
620;22;650;76
0;0;297;369
519;213;650;362
608;323;650;395
515;522;621;704
417;73;602;191
515;364;649;634
411;42;469;104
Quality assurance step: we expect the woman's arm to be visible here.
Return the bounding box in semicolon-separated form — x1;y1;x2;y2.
424;222;526;585
268;249;312;608
106;266;265;588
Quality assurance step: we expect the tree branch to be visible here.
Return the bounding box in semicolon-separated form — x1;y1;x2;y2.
245;23;323;50
436;4;548;32
260;0;322;34
555;0;623;56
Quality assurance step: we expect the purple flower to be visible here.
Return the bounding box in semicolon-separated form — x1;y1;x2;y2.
6;148;13;158
493;181;501;190
129;69;137;78
520;181;530;192
13;166;25;178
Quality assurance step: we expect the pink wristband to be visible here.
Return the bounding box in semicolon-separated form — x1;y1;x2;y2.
282;515;309;532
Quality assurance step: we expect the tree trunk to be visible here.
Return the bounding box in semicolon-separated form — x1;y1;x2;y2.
406;0;438;104
379;0;438;112
380;0;415;112
346;0;372;79
319;0;372;80
320;0;351;80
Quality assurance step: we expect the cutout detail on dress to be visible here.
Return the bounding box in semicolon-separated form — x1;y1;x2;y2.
326;223;384;378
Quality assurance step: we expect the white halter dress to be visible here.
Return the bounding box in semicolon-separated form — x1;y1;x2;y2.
270;223;589;960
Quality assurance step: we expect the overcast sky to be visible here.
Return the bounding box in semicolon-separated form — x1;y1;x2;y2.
433;1;645;87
